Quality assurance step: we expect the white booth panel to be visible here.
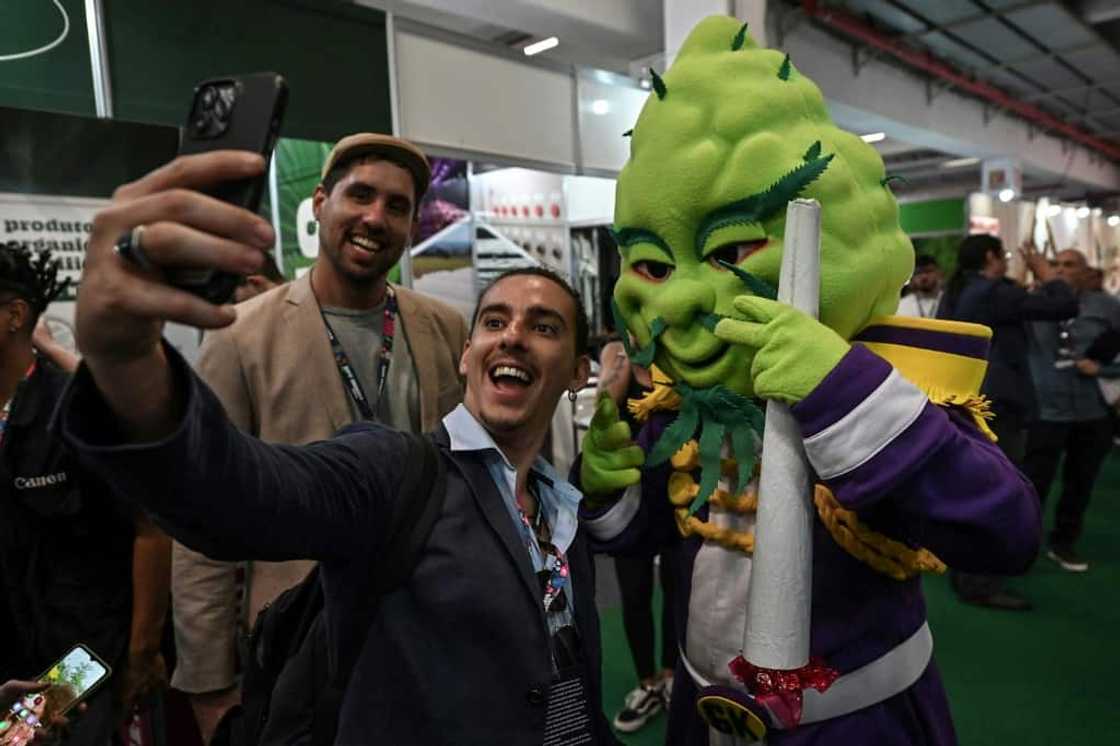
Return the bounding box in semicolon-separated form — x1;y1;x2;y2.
564;174;616;225
577;76;648;173
396;32;576;167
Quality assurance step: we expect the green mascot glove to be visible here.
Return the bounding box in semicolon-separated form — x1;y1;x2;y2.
714;295;850;404
580;392;646;498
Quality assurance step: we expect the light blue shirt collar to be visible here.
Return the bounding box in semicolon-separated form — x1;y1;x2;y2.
442;404;582;556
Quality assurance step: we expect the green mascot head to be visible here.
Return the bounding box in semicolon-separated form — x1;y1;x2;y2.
612;16;912;398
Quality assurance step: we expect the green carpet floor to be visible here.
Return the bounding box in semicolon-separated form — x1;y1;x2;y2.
599;590;668;746
598;453;1120;745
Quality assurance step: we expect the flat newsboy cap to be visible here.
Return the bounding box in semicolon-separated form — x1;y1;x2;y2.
321;133;431;203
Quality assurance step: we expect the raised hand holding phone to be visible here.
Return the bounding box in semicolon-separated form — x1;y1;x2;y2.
164;73;288;303
81;75;286;440
78;149;276;440
113;73;287;306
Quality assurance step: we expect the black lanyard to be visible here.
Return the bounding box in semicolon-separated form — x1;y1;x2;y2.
314;285;399;421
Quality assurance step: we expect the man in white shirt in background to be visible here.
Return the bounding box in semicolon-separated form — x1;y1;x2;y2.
897;254;943;319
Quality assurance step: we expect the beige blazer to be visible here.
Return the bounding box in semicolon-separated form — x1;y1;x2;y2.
170;273;467;693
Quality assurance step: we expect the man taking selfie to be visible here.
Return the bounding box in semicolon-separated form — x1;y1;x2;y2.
57;150;613;745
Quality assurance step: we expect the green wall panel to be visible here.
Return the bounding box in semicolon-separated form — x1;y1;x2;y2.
899;198;966;235
104;0;391;141
263;136;333;278
0;0;95;116
912;235;964;277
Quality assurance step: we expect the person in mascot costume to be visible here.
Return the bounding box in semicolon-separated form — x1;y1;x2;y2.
579;15;1041;746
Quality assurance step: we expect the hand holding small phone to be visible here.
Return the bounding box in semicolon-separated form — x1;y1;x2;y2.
0;682;46;713
0;645;110;745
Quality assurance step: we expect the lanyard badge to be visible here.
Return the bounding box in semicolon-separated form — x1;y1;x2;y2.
316;285;399;421
514;497;570;614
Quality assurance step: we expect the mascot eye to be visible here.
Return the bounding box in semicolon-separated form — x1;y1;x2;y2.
708;239;768;269
632;260;673;282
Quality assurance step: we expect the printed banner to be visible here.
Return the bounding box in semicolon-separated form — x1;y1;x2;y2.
0;190;201;364
0;191;106;300
265;137;333;279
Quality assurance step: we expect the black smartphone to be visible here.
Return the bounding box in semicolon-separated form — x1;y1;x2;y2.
168;72;288;304
0;644;112;743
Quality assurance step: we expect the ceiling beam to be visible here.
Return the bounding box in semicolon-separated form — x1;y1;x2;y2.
1068;105;1120;123
1022;81;1116;102
801;0;1120;162
897;0;1052;41
987;40;1105;74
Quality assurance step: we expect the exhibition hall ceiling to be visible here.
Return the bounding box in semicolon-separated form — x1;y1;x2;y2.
352;0;663;73
358;0;1118;156
829;0;1120;159
355;0;1118;198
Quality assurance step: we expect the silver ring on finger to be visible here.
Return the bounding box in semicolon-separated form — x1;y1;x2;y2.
114;225;156;272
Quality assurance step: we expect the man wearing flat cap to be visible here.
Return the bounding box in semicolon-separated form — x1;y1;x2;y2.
170;133;467;741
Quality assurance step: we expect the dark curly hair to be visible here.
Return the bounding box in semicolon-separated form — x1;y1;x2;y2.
0;241;71;320
938;234;1002;320
471;266;590;354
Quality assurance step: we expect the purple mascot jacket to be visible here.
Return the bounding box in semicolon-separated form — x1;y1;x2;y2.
581;321;1041;746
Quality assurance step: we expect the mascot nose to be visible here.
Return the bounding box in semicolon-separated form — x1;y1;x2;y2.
654;278;715;329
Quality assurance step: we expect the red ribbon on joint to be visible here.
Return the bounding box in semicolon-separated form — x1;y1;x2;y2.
728;654;839;729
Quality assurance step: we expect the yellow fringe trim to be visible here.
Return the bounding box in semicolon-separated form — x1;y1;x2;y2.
670;441;699;471
666;448;946;580
668;471;758;553
926;390;997;443
623;338;970;577
677;514;757;554
670;440;740;477
628;367;680;423
813;486;947;580
668;472;759;512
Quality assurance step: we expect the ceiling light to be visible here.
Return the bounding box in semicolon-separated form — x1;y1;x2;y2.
1046;204;1062;217
523;37;559;56
998;188;1015;203
942;157;980;169
1108;215;1119;227
590;99;610;116
1092;207;1102;216
1076;206;1091;219
860;132;886;143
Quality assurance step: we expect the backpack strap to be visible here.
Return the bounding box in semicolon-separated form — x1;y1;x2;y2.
311;433;447;746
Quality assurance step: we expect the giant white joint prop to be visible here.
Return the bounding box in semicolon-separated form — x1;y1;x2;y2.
743;199;821;671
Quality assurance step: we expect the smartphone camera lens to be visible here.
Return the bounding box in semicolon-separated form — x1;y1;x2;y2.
191;82;236;139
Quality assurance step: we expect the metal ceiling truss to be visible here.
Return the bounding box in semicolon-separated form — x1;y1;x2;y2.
801;0;1120;162
897;0;1054;41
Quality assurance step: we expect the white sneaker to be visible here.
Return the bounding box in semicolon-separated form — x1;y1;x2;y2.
613;683;663;733
660;675;674;706
1046;545;1089;572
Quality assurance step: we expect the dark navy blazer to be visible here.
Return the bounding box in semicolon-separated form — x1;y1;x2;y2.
58;346;614;745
